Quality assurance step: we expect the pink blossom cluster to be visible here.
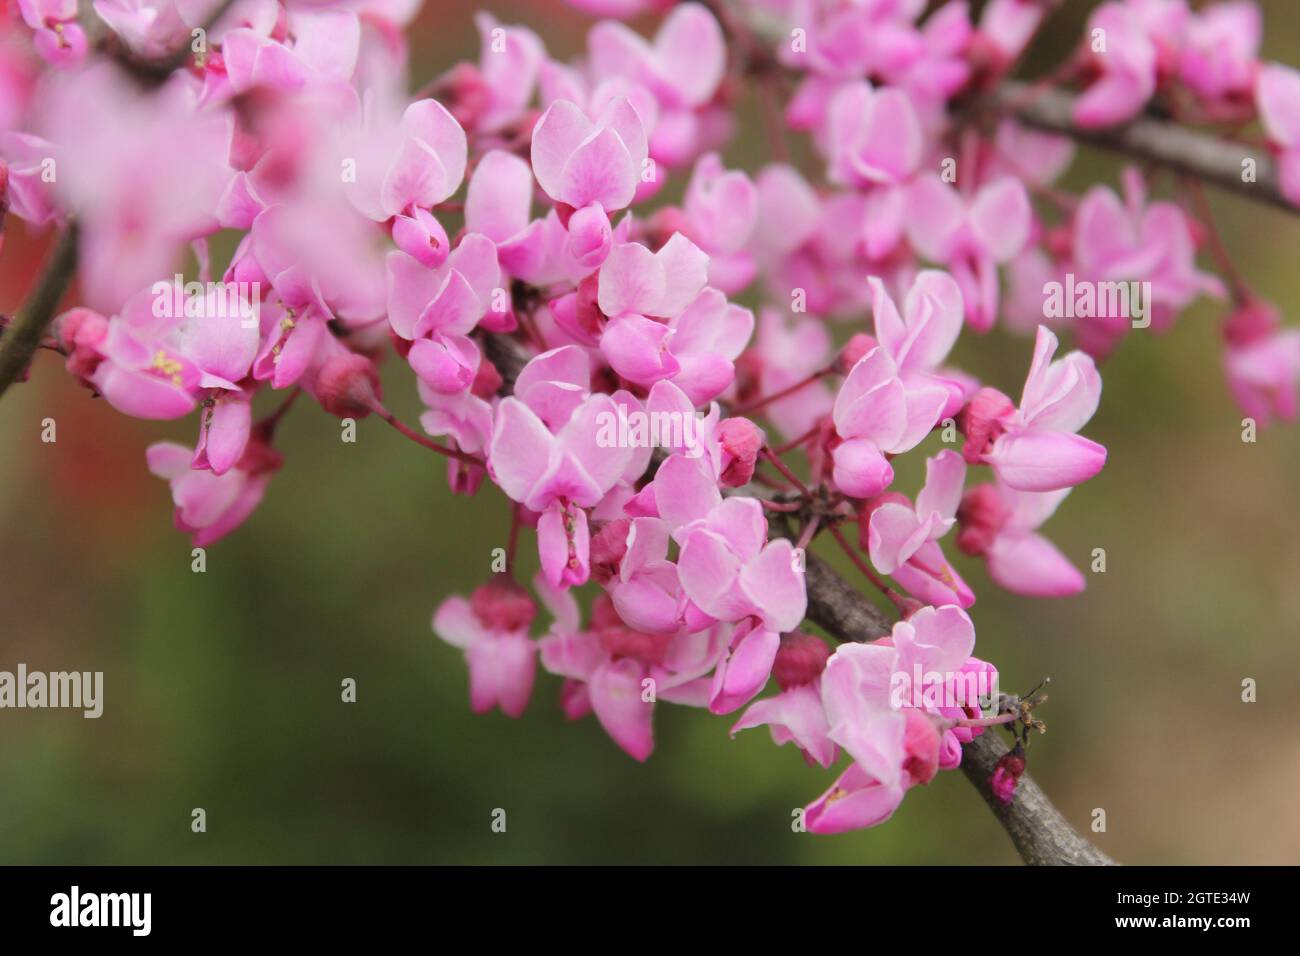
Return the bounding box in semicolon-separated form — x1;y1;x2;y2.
0;0;1294;833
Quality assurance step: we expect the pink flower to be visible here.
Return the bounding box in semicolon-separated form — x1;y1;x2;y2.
831;347;949;498
489;357;634;586
597;237;754;402
530;96;648;212
865;449;975;608
464;149;594;288
653;454;808;635
433;581;538;718
147;436;281;547
385;234;502;390
742;306;835;443
17;0;87;67
1179;2;1260;102
870;270;968;417
804;604;987;832
957;483;1085;597
586;2;726;165
1071;169;1224;357
607;517;685;634
680;152;759;292
1255;62;1300;206
538;583;727;761
1222;299;1300;427
470;12;544;134
825;82;922;188
974;326;1107;493
36;63;233;313
92;0;188;59
731;632;837;768
339;97;468;223
905;174;1031;332
868;450;965;574
1073;2;1157;128
976;0;1047;67
223;8;360;94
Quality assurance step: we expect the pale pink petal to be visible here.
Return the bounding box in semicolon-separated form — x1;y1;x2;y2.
987;531;1085;597
708;624;779;714
465;149;534;243
488;397;555;503
589;658;655;761
738;539;807;633
986;430;1107;491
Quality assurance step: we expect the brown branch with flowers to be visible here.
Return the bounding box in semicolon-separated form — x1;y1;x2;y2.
481;329;1113;866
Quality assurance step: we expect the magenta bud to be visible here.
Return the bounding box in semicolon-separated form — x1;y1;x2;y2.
990;747;1026;805
837;333;877;374
589;518;631;585
316;353;381;418
717;417;763;487
772;632;831;691
955;484;1009;556
470;578;536;633
958;387;1015;464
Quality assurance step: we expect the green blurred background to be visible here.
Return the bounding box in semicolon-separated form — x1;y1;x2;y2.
2;1;1298;864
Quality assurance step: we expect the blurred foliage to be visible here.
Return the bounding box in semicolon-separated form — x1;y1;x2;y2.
1;0;1299;864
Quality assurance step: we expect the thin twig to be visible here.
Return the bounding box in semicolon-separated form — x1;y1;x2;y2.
0;224;80;399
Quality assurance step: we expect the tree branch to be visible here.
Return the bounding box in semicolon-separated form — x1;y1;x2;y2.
477;335;1115;864
959;730;1114;866
766;514;1114;865
0;223;79;399
982;82;1290;213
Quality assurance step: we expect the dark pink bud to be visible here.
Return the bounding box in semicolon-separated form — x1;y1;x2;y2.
471;358;503;399
316;353;381;419
645;206;694;250
990;746;1026;805
902;710;941;786
717;417;763;487
438;62;490;130
1223;298;1279;347
837;333;878;374
56;308;108;381
955;484;1010;556
958;387;1015;464
237;433;285;476
772;632;832;691
589;518;632;584
448;457;485;496
470;578;536;633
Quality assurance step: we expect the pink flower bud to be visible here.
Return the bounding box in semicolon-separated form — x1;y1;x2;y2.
316;353;381;419
437;62;490;130
771;632;831;691
990;747;1026;804
470;578;536;633
471;358;502;399
955;484;1010;556
837;333;878;375
565;203;613;270
1223;298;1280;348
958;387;1015;464
717;416;763;487
392;207;450;269
902;710;941;786
589;517;631;584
